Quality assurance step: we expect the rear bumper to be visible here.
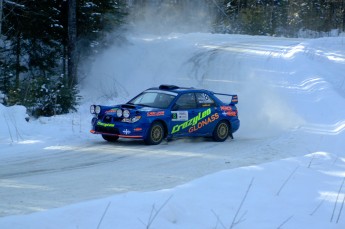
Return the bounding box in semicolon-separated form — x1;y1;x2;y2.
231;119;240;133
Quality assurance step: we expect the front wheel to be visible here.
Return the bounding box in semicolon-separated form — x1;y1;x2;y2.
144;122;164;145
102;134;119;142
212;121;229;142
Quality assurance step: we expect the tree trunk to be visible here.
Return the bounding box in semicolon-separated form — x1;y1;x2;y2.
15;33;21;89
67;0;77;88
343;0;345;31
0;0;3;35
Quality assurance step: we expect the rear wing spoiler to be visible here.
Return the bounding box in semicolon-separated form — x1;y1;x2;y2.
214;93;238;105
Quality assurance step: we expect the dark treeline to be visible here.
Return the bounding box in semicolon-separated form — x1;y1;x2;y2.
0;0;127;116
213;0;345;36
127;0;345;36
0;0;344;116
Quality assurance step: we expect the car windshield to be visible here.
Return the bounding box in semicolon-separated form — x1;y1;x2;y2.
127;91;176;109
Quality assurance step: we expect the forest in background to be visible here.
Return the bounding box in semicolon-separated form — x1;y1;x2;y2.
0;0;344;117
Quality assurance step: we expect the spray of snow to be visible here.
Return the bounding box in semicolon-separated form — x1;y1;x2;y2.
125;1;214;35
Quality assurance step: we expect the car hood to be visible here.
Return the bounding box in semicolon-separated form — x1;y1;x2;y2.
120;104;164;112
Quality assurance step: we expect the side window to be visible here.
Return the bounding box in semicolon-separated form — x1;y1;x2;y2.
174;93;197;110
196;93;216;108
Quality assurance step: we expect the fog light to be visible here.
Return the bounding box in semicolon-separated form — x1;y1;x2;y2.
123;109;130;118
95;105;101;114
117;109;123;117
90;105;96;114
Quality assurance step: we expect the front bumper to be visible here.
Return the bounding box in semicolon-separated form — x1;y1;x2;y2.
90;120;148;139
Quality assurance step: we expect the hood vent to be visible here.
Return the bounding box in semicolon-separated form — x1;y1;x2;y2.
121;104;136;109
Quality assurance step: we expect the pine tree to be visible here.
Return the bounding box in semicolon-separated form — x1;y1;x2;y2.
0;0;128;116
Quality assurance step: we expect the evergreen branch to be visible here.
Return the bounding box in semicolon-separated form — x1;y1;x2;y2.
4;0;25;9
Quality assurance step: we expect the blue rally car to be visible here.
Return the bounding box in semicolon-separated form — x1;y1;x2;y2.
90;85;240;145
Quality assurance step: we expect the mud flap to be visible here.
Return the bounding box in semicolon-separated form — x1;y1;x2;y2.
229;133;234;139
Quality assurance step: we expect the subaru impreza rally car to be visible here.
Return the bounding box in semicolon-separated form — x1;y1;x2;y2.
90;85;240;145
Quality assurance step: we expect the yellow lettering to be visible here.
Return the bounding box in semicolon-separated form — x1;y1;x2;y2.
172;125;180;134
97;121;115;128
171;108;212;134
187;112;221;133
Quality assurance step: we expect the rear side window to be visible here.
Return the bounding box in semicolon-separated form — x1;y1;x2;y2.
196;93;216;108
174;93;197;110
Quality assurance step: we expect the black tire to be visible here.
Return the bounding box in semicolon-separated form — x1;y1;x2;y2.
102;134;119;142
212;120;229;142
144;122;164;145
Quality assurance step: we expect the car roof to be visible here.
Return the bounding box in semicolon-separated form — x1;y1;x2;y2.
147;85;212;94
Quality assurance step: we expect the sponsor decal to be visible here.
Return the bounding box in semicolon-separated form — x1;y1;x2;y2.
197;93;213;104
172;111;188;121
97;121;115;128
147;111;165;117
105;108;118;114
172;108;212;134
188;113;219;133
221;106;237;116
220;106;232;111
223;111;237;117
123;129;131;135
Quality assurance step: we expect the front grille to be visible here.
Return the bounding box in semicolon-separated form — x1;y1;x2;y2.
103;115;113;123
95;126;119;135
102;115;122;123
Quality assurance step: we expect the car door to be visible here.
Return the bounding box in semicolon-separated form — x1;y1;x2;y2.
189;92;219;135
170;93;198;137
170;92;220;137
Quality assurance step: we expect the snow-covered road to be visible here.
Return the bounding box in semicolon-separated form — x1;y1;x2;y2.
0;131;303;217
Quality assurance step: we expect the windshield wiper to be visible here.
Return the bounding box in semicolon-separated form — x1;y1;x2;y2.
137;104;150;107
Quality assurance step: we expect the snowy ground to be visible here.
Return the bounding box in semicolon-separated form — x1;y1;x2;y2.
0;33;345;228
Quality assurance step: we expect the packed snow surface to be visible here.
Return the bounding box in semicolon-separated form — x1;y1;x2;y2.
0;33;345;229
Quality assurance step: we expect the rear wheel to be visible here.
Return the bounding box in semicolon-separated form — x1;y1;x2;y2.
212;120;229;142
144;122;164;145
102;134;119;142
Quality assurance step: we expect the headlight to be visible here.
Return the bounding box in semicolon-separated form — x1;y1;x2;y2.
90;105;95;114
121;116;141;123
123;109;130;118
116;109;123;117
131;116;141;123
95;105;101;114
